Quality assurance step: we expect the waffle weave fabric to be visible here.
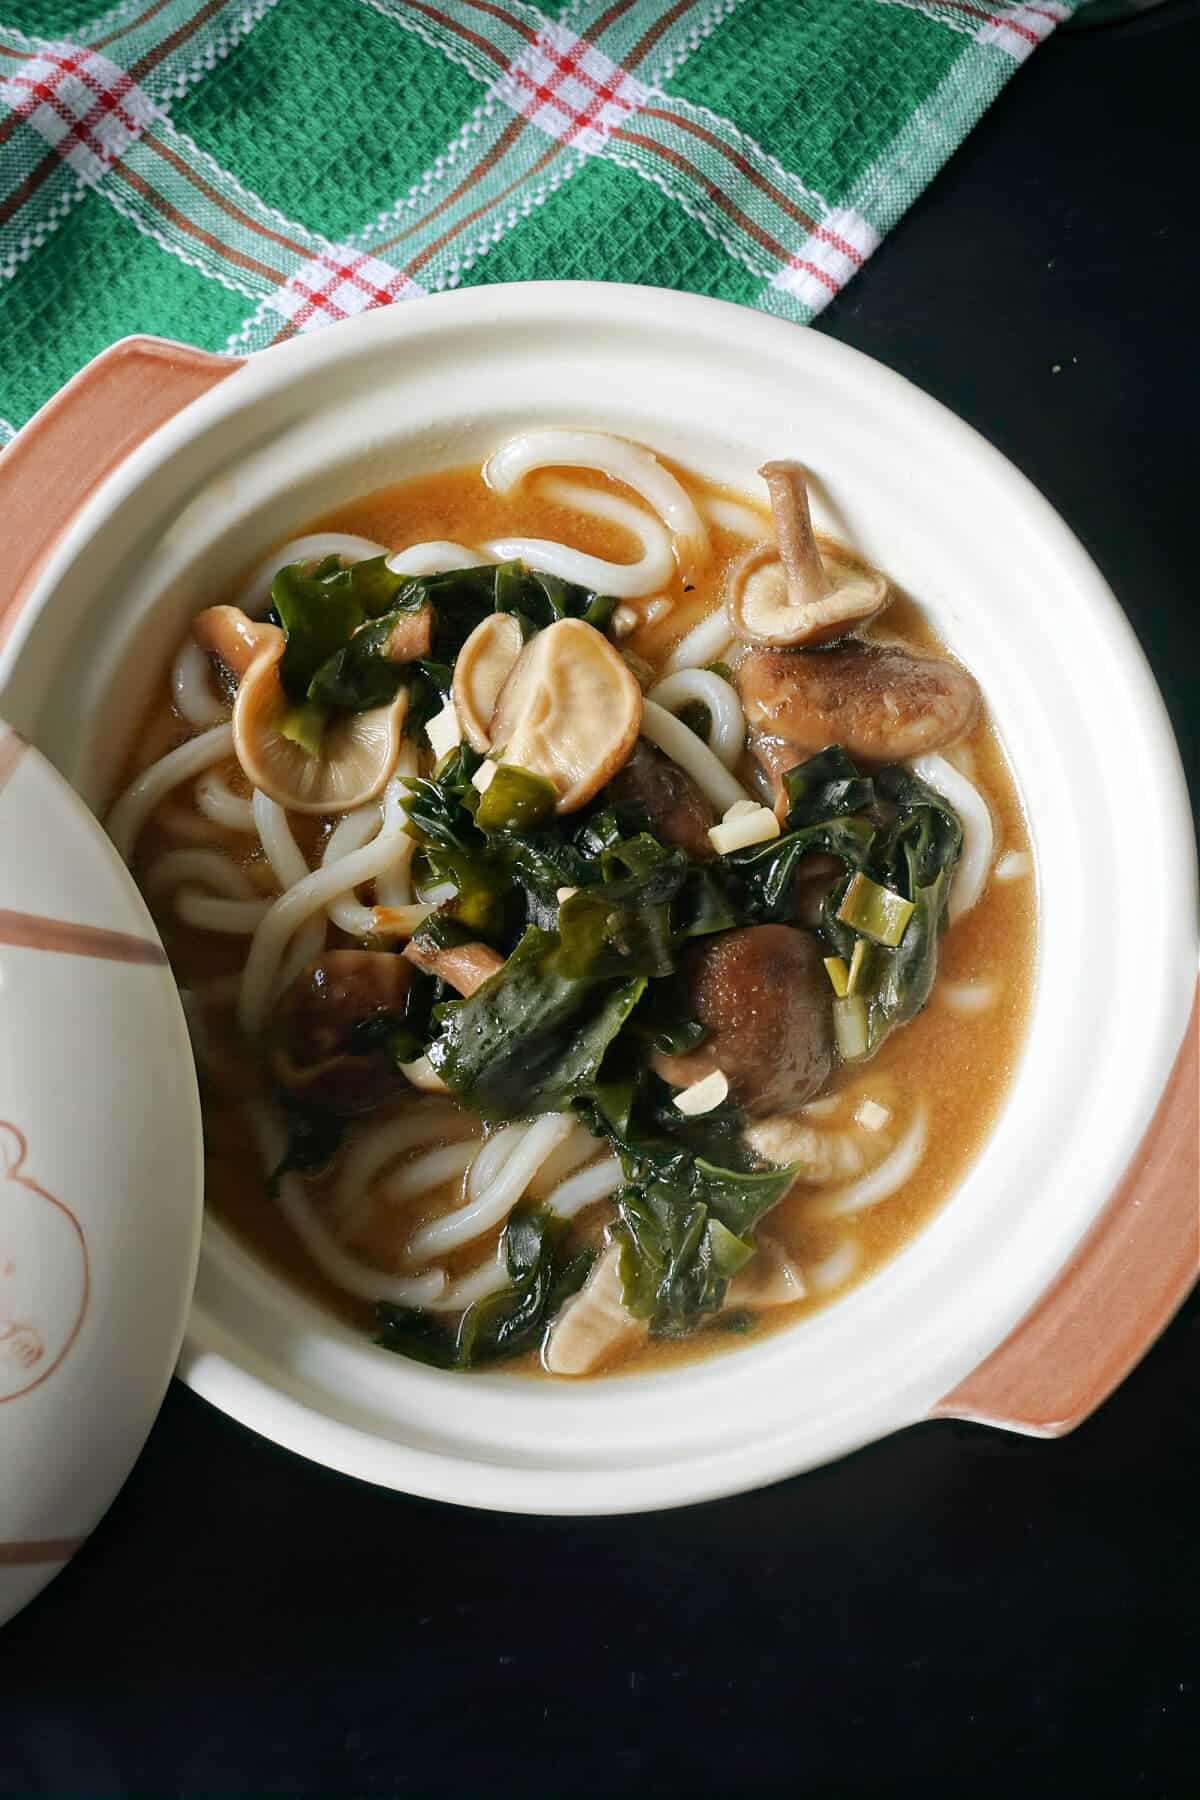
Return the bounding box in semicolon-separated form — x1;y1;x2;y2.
0;0;1080;440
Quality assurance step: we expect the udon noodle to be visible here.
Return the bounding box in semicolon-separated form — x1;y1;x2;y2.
110;431;1034;1378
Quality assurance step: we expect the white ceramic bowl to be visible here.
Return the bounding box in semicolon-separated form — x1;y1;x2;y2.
0;285;1194;1515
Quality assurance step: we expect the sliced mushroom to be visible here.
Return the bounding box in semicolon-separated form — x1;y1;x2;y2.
653;925;833;1117
452;613;524;753
403;938;504;997
487;618;642;813
728;462;888;648
727;1232;807;1309
193;605;282;680
739;640;981;792
269;950;413;1115
381;604;433;665
542;1242;644;1377
233;635;407;814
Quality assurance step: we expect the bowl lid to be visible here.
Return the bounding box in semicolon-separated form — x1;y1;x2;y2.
0;722;201;1627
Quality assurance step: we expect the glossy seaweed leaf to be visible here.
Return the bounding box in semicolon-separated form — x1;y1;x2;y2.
782;744;875;829
272;555;410;704
427;925;646;1121
724;815;875;921
556;835;689;980
582;1078;798;1337
821;763;963;1052
400;742;485;852
374;1203;593;1369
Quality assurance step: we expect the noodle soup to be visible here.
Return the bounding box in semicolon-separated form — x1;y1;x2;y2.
109;432;1034;1377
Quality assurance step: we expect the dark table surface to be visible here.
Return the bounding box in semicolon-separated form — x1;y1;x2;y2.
3;6;1198;1796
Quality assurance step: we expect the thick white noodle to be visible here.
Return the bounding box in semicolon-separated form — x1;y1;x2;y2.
145;849;269;935
664;607;735;674
411;1113;575;1260
145;847;259;903
156;803;238;845
938;979;998;1015
995;849;1032;882
322;804;384;938
375;756;417;909
807;1235;861;1293
646;669;745;770
320;769;418;938
543;1155;625;1220
467;1124;526;1198
237;533;389;617
252;790;325;981
107;723;235;861
525;1124;598;1198
640;699;751;814
484;428;710;575
195;767;256;833
425;1248;511;1314
172;636;229;727
911;753;994;924
701;495;771;540
810;1107;928;1219
380;1140;478;1202
247;1107;445;1307
386;541;490;576
176;892;272;934
240;829;434;1034
336;1105;473;1215
486;476;675;600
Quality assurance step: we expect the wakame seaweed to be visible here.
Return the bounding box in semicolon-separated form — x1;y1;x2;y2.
269;555;615;733
375;1202;593;1369
385;739;960;1348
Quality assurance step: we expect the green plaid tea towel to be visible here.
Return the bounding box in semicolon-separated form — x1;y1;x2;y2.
0;0;1082;443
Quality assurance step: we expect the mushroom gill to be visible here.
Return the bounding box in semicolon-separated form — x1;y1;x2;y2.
728;461;889;648
232;634;407;814
452;612;524;753
486;617;642;813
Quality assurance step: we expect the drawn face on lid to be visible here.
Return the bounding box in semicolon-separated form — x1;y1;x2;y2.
0;1124;88;1404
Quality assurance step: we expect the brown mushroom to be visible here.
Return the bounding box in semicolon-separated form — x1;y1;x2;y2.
486;618;642;813
727;462;889;648
602;740;717;860
193;605;282;679
452;612;524;753
739;640;981;801
269;950;414;1115
232;635;408;814
403;938;504;997
653;925;833;1117
381;604;433;665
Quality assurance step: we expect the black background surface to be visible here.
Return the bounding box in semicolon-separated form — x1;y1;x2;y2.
2;6;1198;1795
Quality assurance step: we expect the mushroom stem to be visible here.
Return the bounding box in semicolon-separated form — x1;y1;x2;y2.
759;461;828;603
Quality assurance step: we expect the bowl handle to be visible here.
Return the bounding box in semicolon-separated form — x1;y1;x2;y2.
930;983;1198;1435
0;336;243;651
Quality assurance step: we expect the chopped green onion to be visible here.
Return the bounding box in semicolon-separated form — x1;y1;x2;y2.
704;660;733;680
823;955;850;998
474;763;557;833
836;872;915;947
833;994;869;1062
846;937;868;997
707;1218;756;1281
279;700;327;758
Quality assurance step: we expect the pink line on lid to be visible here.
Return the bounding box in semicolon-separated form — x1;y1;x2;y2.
0;908;167;965
0;1536;86;1566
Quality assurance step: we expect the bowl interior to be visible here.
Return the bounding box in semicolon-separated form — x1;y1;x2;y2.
1;287;1193;1512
